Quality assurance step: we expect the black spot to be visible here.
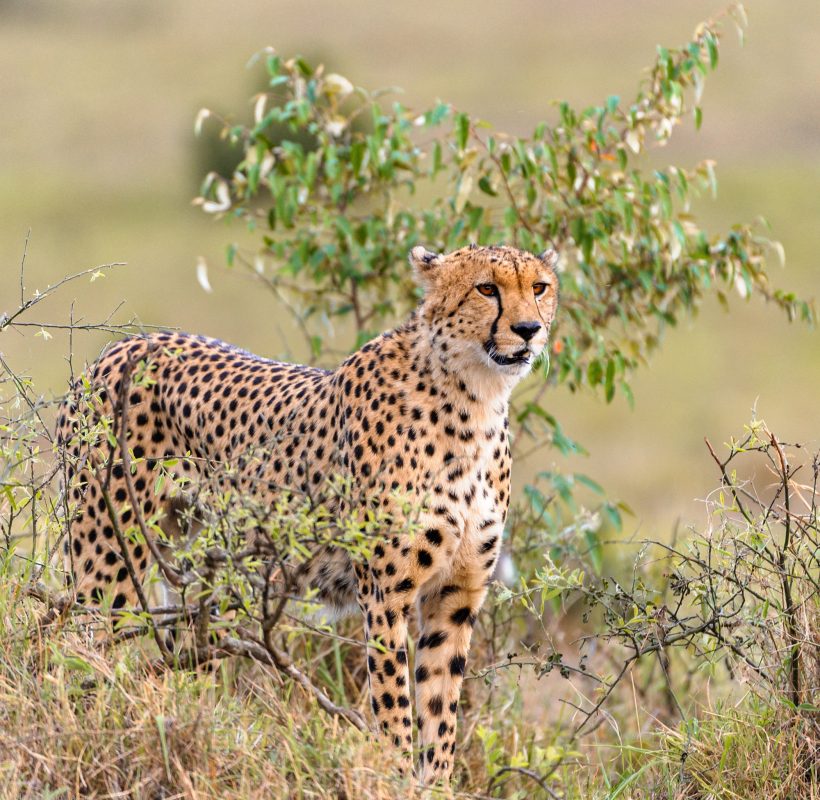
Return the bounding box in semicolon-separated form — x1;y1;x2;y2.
417;549;433;568
424;528;442;546
449;655;466;676
415;665;429;683
450;607;476;626
480;536;498;554
381;692;395;710
428;696;443;715
419;630;447;649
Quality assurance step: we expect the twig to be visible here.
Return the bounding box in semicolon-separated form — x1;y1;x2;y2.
770;432;801;706
116;351;192;590
487;765;560;798
96;359;174;664
466;656;602;684
0;262;127;332
471;126;537;240
219;634;369;732
704;436;756;527
20;229;30;307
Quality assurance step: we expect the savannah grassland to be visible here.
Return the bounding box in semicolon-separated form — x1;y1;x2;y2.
1;1;819;797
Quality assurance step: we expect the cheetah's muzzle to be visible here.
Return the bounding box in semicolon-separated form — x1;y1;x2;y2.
483;343;532;367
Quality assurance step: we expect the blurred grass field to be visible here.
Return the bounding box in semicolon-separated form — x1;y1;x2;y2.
1;0;818;534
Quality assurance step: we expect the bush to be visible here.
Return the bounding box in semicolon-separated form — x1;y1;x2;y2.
193;2;813;608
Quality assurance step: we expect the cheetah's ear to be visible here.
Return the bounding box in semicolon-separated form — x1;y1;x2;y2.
409;246;443;287
538;248;559;270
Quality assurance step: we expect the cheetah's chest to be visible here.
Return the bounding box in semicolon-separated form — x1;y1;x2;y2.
427;427;509;580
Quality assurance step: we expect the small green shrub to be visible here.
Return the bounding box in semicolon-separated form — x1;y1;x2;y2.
194;0;813;615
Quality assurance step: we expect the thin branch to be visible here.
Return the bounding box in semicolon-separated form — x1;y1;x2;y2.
487;765;560;799
20;228;30;307
0;262;127;332
115;351;193;590
770;432;801;706
96;360;174;664
219;634;369;732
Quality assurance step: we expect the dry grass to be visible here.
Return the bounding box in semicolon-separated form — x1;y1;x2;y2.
4;558;817;799
650;702;819;800
0;575;412;799
3;1;820;539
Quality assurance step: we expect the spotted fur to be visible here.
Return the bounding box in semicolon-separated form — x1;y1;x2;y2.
56;244;559;785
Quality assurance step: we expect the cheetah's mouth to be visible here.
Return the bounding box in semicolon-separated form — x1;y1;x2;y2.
484;344;532;367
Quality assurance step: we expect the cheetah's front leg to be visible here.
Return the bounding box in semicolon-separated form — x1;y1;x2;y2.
415;582;487;785
355;564;415;771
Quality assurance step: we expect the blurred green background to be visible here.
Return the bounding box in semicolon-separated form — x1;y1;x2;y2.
1;0;817;536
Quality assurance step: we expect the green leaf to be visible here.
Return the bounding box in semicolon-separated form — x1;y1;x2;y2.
477;176;497;197
575;473;605;495
295;57;313;77
226;242;237;267
432;141;443;175
584;530;603;574
621;381;634;409
524;484;546;517
603;502;623;531
587;359;602;387
706;35;719;69
604;358;616;403
455;112;469;151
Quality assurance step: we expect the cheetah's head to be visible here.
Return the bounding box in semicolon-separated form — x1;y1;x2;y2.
410;244;559;384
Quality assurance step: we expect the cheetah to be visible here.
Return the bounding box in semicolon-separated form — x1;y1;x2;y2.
56;244;559;785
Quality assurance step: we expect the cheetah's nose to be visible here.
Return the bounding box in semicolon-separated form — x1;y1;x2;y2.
510;321;541;342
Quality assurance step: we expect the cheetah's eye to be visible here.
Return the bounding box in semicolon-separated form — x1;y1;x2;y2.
532;282;549;297
476;283;498;297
